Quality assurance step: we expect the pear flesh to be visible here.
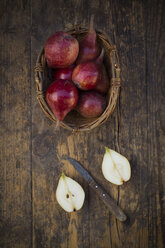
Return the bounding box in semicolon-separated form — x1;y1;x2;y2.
56;173;85;212
102;147;131;185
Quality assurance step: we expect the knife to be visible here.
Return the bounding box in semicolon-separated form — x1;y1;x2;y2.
68;157;127;222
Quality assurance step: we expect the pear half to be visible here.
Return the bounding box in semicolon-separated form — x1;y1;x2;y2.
102;147;131;185
56;173;85;212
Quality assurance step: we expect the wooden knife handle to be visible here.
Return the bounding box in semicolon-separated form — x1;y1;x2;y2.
89;179;127;222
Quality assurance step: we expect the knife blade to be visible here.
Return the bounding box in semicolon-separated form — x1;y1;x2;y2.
68;157;127;222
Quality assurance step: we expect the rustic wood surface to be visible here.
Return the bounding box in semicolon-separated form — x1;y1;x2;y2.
0;0;164;247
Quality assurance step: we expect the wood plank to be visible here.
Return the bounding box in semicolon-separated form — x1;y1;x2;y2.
108;1;149;247
108;0;165;247
143;0;165;247
0;1;32;247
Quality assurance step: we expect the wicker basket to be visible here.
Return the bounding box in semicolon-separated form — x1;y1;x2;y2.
34;27;120;132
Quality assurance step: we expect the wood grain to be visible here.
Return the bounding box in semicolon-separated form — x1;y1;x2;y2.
0;1;32;247
0;0;164;247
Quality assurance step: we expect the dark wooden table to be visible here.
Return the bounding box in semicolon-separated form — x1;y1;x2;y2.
0;0;164;247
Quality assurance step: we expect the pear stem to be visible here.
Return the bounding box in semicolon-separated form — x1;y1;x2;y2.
89;14;95;32
55;119;60;131
62;172;65;179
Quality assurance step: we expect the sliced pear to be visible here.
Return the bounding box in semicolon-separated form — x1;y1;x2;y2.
102;147;131;185
56;173;85;212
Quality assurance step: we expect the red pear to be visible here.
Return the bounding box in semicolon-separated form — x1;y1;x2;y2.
76;15;100;64
53;64;75;81
46;79;78;121
94;65;109;95
76;91;106;118
45;32;79;68
72;49;104;90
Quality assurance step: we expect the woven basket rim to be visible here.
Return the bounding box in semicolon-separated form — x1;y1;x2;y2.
34;27;121;132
